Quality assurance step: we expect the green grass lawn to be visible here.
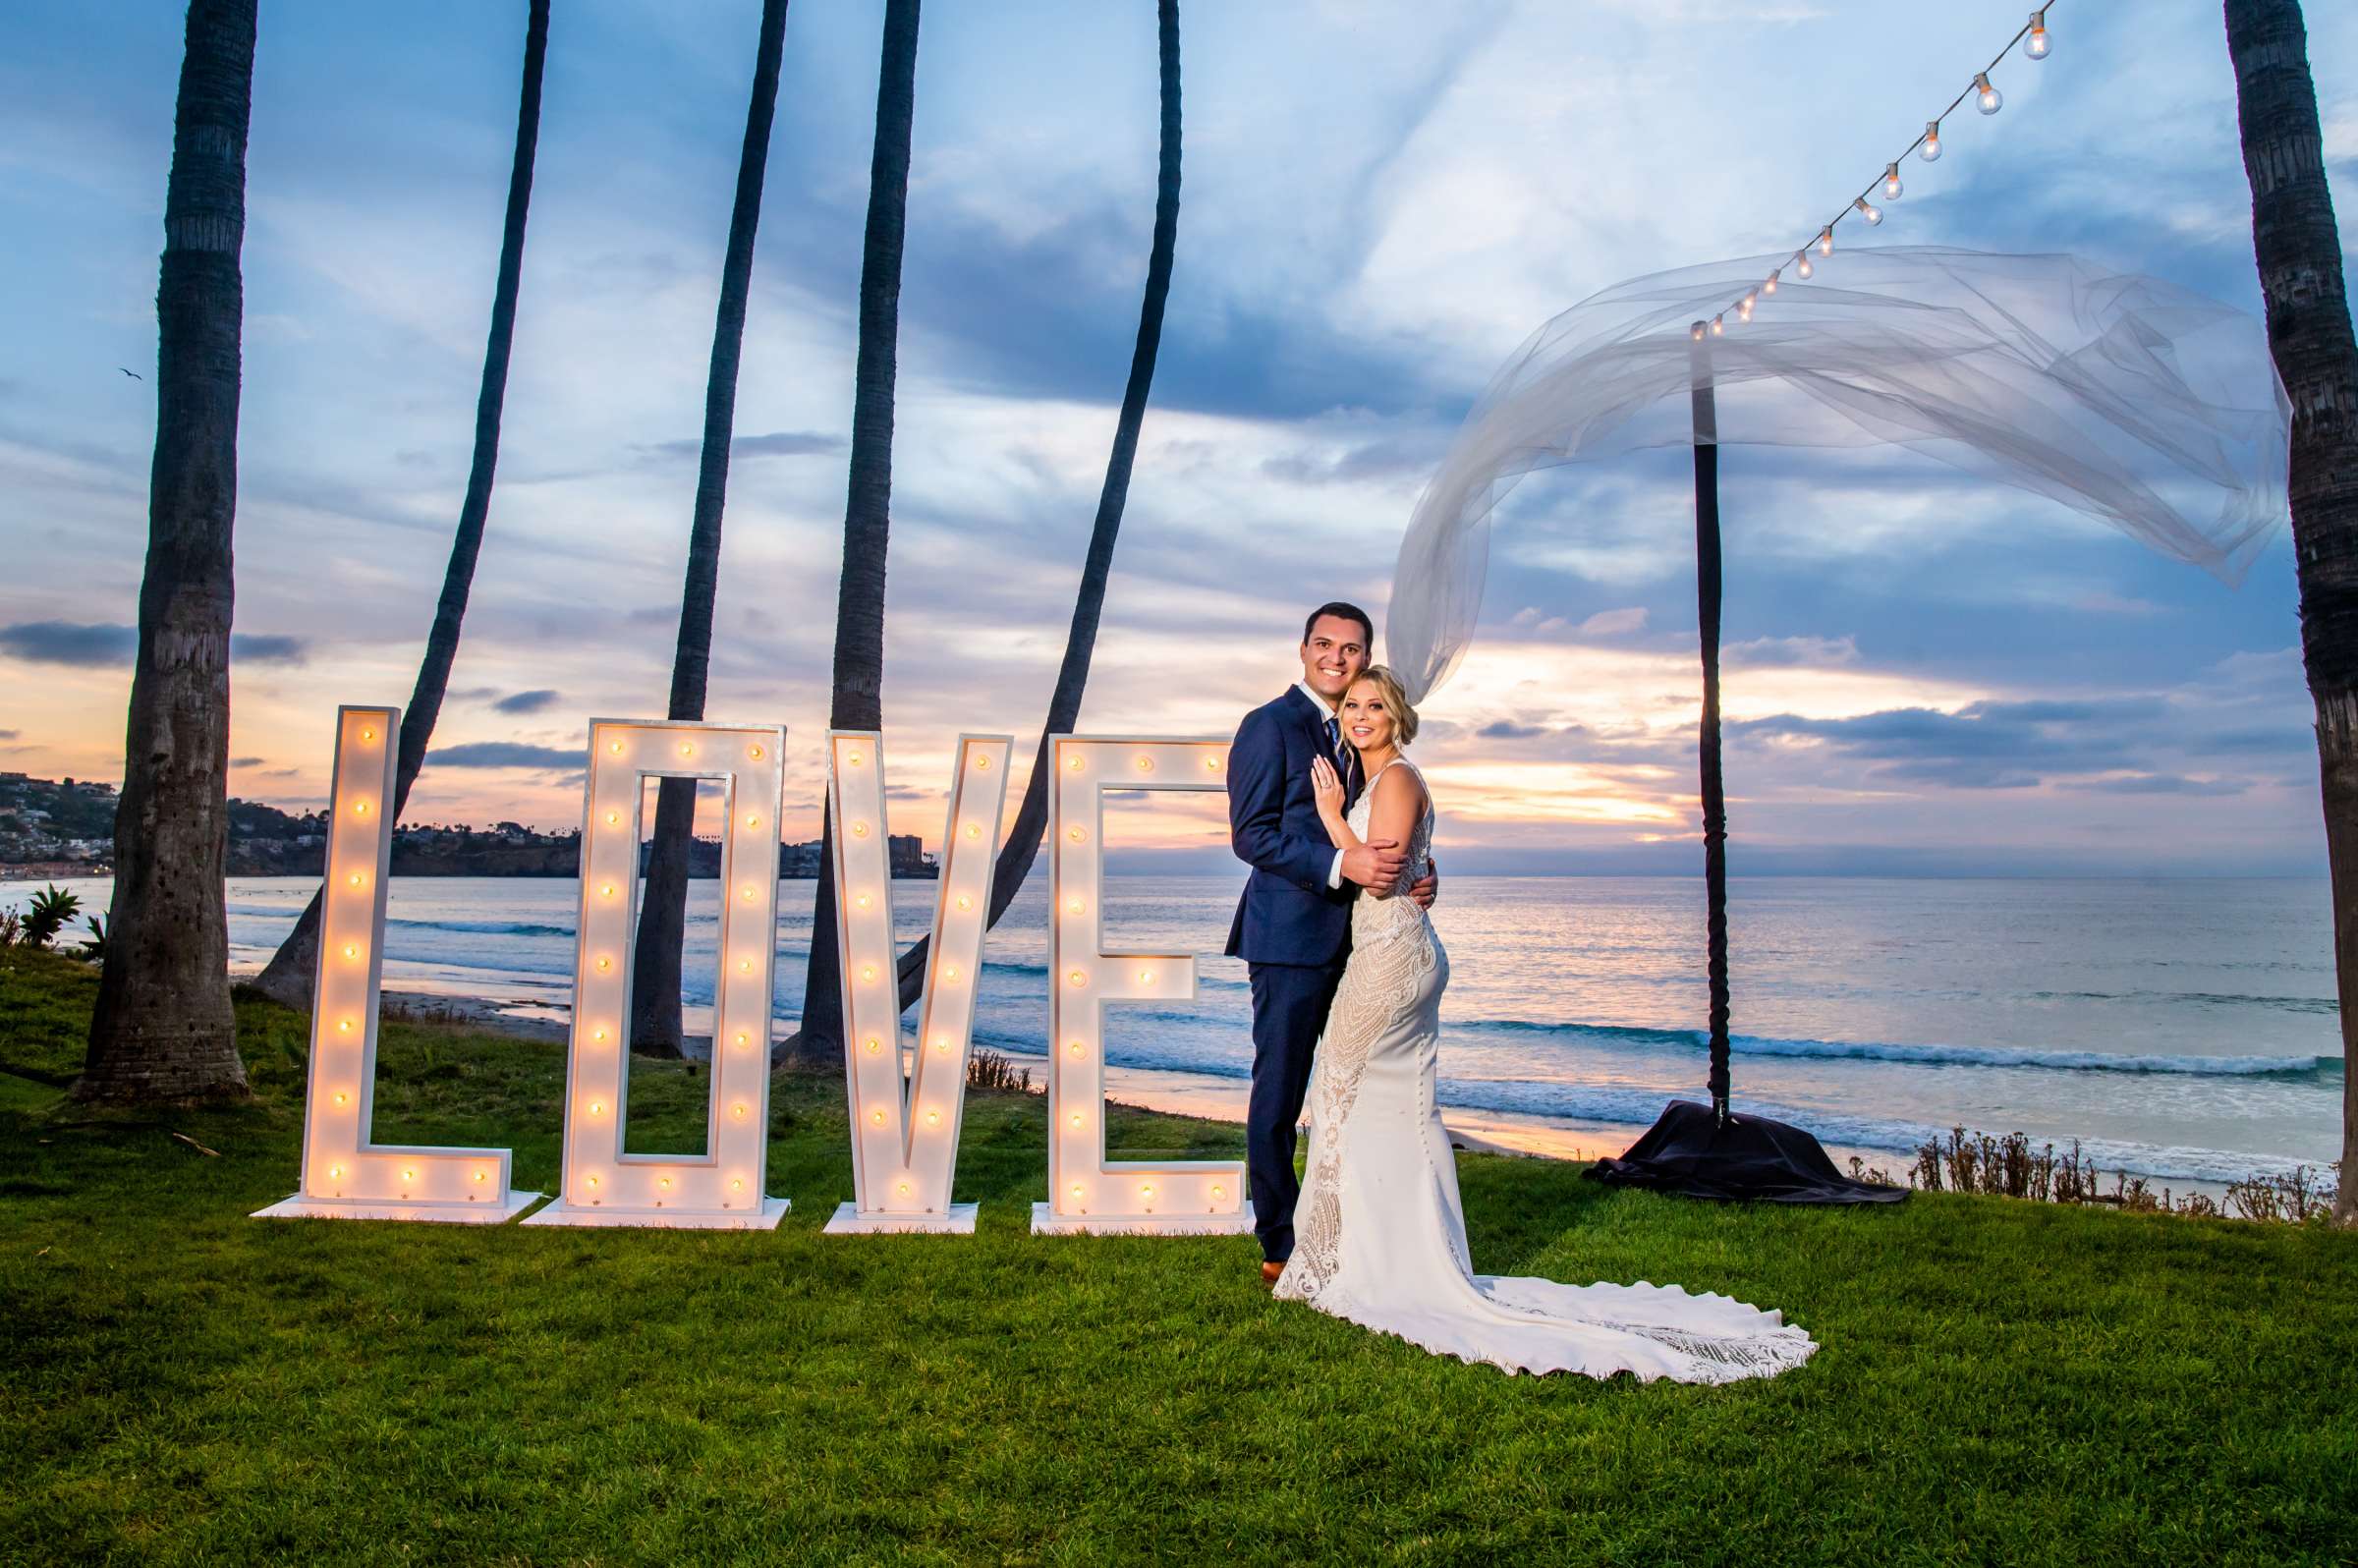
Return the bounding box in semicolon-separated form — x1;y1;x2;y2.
3;945;2354;1565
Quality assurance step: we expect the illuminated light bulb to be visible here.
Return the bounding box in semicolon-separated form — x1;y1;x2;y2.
737;958;753;976
864;1036;881;1054
1067;827;1086;843
974;754;990;769
855;892;871;909
1881;163;1904;201
847;751;865;767
1070;1183;1084;1201
1710;315;1724;337
743;884;758;902
1211;1184;1226;1201
596;956;612;973
660;1176;672;1191
1689;320;1705;343
343;943;358;960
361;728;375;742
1135;756;1153;772
925;1109;940;1127
588;1174;600;1189
1067;1039;1084;1056
1068;970;1087;987
2025;9;2049;59
1066;897;1084;914
353;800;368;816
337;1019;354;1034
347;872;364;888
1066;755;1084;771
731;1178;744;1192
933;1036;951;1053
329;1163;345;1180
860;965;877;982
944;966;960;981
733;1101;749;1120
609;740;624;755
963;824;981;840
896;1180;911;1197
1975;72;2000;114
735;1031;750;1048
605;811;620;826
1206;755;1222;770
333;1091;348;1106
678;742;694;756
851;821;870;838
1796;252;1815;280
592;1026;608;1042
1764;269;1779;296
1137;969;1153;984
870;1108;887;1127
1818;227;1834;256
955;895;972;911
745;813;759;830
748;744;763;759
1855;197;1882;227
1069;1112;1084;1129
600;883;617;899
1922;119;1942;161
1737;293;1755;323
475;1168;488;1184
402;1168;416;1184
1139;1183;1154;1201
590;1100;605;1116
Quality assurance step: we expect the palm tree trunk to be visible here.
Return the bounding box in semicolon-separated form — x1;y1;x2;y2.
2223;0;2358;1225
627;0;792;1058
785;0;1179;1062
251;0;551;1013
79;0;258;1103
790;0;923;1068
1691;368;1731;1124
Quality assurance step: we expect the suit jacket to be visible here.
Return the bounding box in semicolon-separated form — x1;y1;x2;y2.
1226;687;1359;966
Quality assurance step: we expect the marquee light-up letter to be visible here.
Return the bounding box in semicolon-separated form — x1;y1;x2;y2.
255;705;539;1223
522;719;789;1230
1032;735;1252;1236
823;731;1012;1234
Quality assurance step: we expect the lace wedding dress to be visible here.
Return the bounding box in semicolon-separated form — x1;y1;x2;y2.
1273;757;1818;1383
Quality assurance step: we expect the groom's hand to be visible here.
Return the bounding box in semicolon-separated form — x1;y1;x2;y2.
1341;839;1407;892
1409;857;1437;910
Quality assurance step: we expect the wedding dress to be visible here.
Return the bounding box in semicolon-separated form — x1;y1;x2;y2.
1273;757;1817;1383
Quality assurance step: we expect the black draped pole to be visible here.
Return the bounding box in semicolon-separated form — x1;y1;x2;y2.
1691;336;1732;1124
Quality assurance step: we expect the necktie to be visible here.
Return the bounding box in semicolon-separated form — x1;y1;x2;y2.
1324;716;1357;803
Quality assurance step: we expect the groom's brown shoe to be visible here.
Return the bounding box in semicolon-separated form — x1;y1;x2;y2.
1261;1260;1285;1287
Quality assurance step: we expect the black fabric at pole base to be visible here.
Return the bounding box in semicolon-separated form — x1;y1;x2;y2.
1584;1100;1906;1204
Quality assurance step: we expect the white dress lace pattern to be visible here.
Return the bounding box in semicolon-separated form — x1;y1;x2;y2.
1273;757;1817;1383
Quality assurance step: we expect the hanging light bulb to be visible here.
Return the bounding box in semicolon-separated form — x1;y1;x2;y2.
1763;269;1779;297
1795;252;1814;281
1737;291;1756;323
1854;196;1882;227
1921;120;1942;162
1709;314;1724;337
1817;227;1834;257
2025;9;2049;59
1975;72;2001;114
1690;320;1706;343
1881;163;1903;201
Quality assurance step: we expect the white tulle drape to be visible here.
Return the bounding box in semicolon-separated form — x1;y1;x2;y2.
1384;246;2292;703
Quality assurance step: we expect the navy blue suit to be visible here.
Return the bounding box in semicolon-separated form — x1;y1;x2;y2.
1227;687;1360;1262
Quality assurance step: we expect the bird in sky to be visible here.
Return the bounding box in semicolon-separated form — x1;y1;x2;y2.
118;367;141;380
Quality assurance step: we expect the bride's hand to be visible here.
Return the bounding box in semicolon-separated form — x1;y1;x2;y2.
1310;755;1345;817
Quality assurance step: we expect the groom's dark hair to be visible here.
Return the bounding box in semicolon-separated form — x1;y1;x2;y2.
1303;600;1374;646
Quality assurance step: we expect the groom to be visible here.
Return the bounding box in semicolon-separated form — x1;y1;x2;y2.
1227;602;1436;1284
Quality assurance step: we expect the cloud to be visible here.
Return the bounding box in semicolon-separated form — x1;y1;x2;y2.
2058;773;2247;797
1577;607;1648;637
0;729;18;740
1729;696;2186;790
637;430;846;463
426;741;582;770
491;688;562;714
1478;719;1548;740
1724;634;1858;669
0;621;309;667
231;756;264;767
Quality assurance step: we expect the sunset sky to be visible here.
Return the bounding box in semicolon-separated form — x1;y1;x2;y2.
3;0;2353;874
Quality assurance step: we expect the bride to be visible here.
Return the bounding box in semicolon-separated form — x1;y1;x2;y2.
1272;665;1817;1383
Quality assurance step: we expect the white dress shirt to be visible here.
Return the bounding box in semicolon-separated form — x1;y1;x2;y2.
1297;680;1347;890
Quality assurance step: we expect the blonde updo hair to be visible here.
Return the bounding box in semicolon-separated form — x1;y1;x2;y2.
1350;665;1419;748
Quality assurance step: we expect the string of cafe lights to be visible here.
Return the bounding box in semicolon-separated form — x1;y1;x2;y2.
1693;5;2055;341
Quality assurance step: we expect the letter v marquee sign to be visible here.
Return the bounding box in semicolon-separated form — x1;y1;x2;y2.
824;731;1012;1233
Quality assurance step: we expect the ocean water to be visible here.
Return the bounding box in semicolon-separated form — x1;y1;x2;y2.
12;873;2341;1187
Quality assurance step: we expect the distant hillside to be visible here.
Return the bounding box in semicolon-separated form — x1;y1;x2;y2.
0;772;932;878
